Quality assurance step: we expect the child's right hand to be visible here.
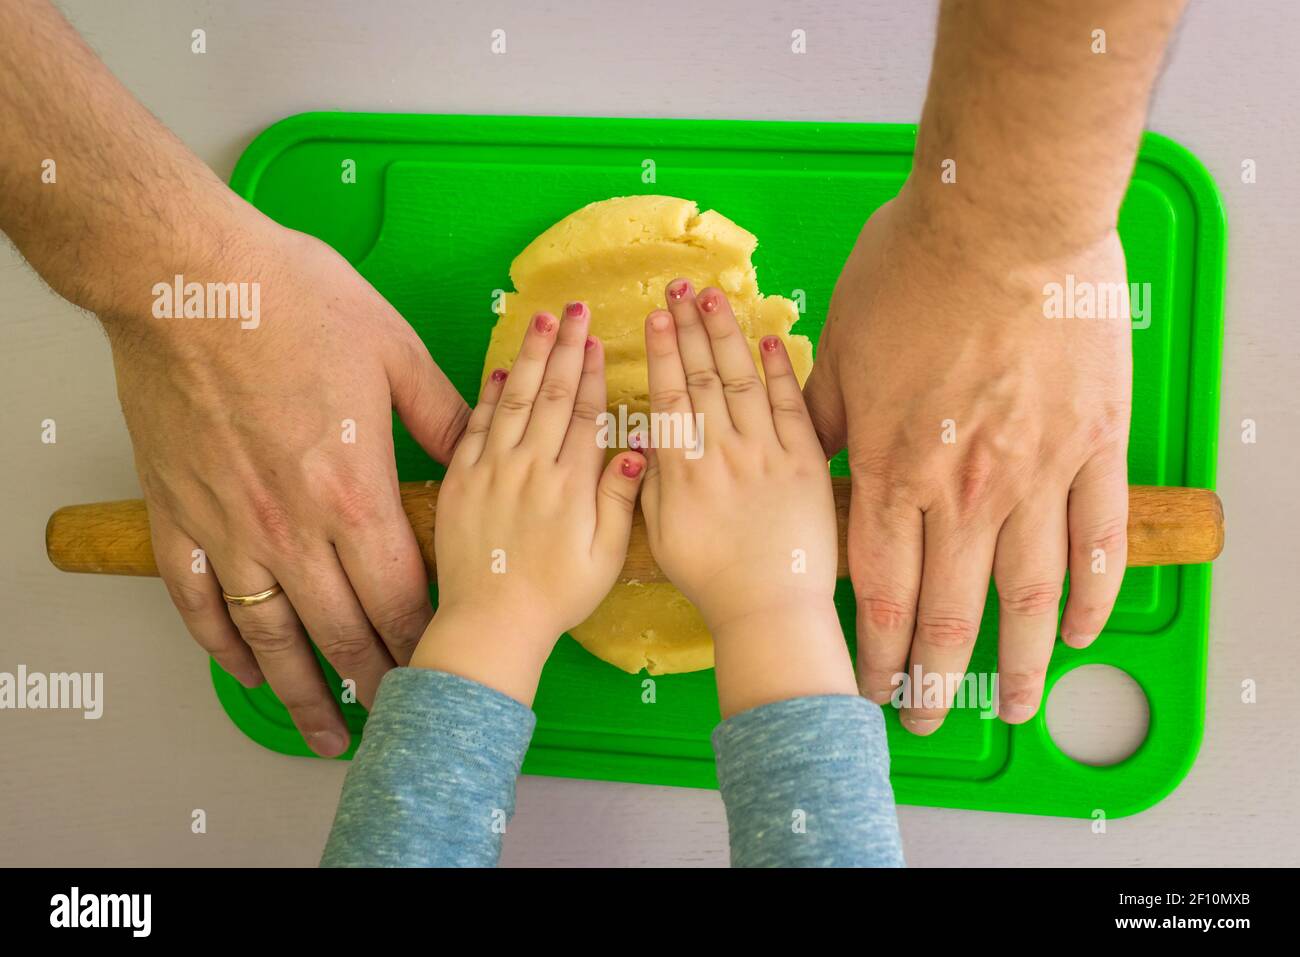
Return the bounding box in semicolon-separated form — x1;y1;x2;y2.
641;281;857;717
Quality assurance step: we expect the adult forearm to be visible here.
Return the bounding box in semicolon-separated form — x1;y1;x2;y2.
0;0;249;319
907;0;1187;255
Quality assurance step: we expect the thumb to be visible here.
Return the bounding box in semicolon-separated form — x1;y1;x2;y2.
593;451;647;563
387;333;471;465
803;350;848;460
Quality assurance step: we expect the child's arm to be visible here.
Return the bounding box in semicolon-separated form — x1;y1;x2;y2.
641;282;904;867
321;302;647;867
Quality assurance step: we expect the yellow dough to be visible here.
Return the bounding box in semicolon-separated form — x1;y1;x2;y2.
482;195;812;674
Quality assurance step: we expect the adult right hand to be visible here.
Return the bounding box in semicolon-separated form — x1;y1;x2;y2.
105;215;468;756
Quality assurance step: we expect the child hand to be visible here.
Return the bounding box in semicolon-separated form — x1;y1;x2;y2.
410;303;647;704
641;282;856;717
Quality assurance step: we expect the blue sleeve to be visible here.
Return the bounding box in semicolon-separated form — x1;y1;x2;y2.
712;694;905;867
320;668;535;867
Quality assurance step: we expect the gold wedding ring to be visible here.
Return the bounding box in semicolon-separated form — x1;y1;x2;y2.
221;583;284;607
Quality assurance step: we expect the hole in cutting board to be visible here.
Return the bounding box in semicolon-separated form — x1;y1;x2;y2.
1045;664;1150;766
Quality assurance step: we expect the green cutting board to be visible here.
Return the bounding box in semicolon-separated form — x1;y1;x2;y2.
215;113;1224;818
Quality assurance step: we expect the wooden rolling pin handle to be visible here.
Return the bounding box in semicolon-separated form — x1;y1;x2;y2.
46;479;1224;580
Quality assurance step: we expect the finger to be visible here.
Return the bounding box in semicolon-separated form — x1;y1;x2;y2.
593;451;647;566
560;332;608;473
758;335;823;458
846;479;923;705
992;494;1068;724
1061;450;1129;648
697;287;773;437
451;367;508;468
903;513;998;735
525;301;591;459
644;308;693;471
151;513;263;688
332;478;434;669
802;330;848;459
664;279;731;431
487;311;559;451
387;328;471;464
276;549;397;709
212;556;349;757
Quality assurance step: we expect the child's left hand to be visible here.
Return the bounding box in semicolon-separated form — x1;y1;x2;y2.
409;302;647;704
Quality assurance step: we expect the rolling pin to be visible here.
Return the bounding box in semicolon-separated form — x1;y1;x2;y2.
46;480;1223;580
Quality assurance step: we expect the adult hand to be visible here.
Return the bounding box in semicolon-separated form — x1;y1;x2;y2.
804;193;1132;733
106;216;468;756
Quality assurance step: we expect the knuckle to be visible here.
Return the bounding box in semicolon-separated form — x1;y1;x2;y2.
954;454;999;512
857;595;915;634
247;490;295;546
164;577;215;616
650;387;690;409
498;394;535;416
570;399;605;424
997;581;1063;617
770;398;808;418
536;379;573;404
915;612;981;649
317;623;378;670
685;369;721;391
328;479;385;529
370;600;430;653
599;480;636;511
434;402;471;457
238;619;298;656
723;375;764;397
1076;517;1127;559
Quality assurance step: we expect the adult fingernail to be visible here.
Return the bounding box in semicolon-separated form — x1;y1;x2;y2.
235;667;265;689
308;730;348;757
901;715;943;736
1062;631;1097;648
1000;703;1036;724
621;457;644;478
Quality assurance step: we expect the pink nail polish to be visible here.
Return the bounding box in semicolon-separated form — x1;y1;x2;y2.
490;368;508;383
628;431;645;451
668;280;691;301
565;301;586;319
699;293;719;314
621;457;644;478
585;335;597;351
533;313;555;334
761;336;780;353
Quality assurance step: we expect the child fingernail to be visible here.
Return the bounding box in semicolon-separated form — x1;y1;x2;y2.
565;301;587;319
698;292;719;313
490;368;508;383
668;280;691;300
628;431;645;450
621;457;644;478
761;335;780;352
585;335;597;351
648;311;671;332
533;312;556;333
